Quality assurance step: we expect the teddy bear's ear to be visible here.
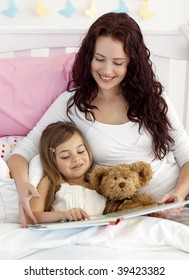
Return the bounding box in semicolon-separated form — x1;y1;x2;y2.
130;161;153;187
88;165;109;191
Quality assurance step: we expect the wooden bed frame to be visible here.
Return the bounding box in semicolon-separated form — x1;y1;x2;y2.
0;28;188;132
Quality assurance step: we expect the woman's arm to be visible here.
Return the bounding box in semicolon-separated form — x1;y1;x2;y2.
174;162;189;199
166;94;189;199
29;176;89;224
157;95;189;215
7;154;39;227
7;92;72;227
159;162;189;203
158;162;189;217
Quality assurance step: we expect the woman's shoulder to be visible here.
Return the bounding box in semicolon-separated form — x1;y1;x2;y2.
42;90;76;119
56;90;75;102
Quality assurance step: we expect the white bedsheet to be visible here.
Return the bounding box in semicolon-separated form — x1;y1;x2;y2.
0;159;189;260
0;216;189;260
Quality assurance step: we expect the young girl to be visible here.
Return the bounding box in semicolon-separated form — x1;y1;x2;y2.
28;121;106;224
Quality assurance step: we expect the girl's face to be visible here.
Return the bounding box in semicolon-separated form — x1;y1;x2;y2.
91;36;129;92
55;132;90;183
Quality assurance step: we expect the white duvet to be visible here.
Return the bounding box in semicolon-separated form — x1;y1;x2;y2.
0;157;189;260
0;215;189;260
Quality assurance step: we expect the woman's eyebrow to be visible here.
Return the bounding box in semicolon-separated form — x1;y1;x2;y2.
94;52;105;57
94;52;127;61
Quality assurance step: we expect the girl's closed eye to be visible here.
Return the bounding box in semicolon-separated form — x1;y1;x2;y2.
61;156;70;160
60;153;70;160
77;149;86;154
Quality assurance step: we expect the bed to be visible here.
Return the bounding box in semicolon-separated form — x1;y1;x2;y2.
0;27;189;261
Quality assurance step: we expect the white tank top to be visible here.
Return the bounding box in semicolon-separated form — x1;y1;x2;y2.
51;183;107;217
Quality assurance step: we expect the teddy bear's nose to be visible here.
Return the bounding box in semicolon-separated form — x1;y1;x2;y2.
119;182;125;188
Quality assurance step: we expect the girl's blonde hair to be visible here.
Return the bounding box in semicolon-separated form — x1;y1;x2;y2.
39;121;93;211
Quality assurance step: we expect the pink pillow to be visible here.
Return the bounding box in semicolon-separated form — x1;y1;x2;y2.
0;52;75;137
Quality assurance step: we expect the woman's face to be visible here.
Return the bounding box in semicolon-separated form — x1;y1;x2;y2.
91;36;130;92
55;132;90;182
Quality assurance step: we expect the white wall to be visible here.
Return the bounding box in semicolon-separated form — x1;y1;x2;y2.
0;0;188;30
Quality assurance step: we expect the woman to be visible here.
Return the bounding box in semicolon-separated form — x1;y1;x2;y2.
8;12;189;227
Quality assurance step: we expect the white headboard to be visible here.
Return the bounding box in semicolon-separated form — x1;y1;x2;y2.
0;28;189;132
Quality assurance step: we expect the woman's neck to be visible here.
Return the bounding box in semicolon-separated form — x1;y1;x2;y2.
97;87;121;101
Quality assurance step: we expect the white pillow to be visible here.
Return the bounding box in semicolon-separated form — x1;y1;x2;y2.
0;154;44;223
0;181;19;223
0;157;10;180
29;154;44;187
0;153;44;186
0;158;19;223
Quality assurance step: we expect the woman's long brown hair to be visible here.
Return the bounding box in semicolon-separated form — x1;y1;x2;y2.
67;12;174;159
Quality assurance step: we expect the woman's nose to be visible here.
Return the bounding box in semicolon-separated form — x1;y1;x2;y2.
103;62;113;74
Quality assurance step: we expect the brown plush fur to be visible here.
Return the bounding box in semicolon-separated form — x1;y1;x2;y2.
88;161;161;217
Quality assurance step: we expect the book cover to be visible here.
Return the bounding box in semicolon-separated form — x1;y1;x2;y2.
29;200;189;231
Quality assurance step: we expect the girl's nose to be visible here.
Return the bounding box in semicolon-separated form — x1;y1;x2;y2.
72;157;81;163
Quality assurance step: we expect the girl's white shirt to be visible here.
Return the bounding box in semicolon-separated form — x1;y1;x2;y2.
51;183;107;217
12;90;189;200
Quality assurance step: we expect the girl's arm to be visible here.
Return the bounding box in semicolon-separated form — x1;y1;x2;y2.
28;176;89;224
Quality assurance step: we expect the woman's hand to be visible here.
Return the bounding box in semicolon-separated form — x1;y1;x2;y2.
63;208;90;222
158;192;183;217
7;154;39;227
18;182;40;227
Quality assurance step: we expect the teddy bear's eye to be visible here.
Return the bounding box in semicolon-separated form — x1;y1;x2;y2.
124;176;128;180
114;176;117;180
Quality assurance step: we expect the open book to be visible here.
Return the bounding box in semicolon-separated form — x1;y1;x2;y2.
29;200;189;231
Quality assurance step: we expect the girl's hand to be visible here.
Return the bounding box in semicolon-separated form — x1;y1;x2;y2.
63;208;90;222
18;182;40;227
158;192;183;217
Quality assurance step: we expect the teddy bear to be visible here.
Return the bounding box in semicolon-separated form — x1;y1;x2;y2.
88;161;161;217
